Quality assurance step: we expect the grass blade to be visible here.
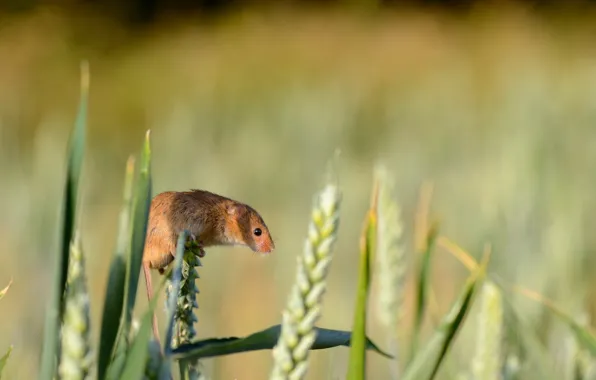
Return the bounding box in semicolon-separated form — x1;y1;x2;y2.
123;130;152;332
101;132;152;380
0;280;12;301
119;278;168;380
513;286;596;356
498;288;558;380
97;156;136;380
173;326;392;360
437;238;557;379
437;236;478;272
120;231;187;380
0;345;13;379
39;61;88;380
409;221;439;362
103;349;126;380
402;253;488;380
346;178;378;380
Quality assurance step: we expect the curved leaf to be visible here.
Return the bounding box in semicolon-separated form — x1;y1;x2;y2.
172;325;392;361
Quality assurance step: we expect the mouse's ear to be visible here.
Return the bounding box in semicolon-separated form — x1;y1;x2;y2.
226;203;246;216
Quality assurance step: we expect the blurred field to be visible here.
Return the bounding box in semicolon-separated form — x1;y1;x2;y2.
1;3;596;379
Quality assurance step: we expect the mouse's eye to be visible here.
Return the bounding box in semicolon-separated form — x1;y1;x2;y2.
253;228;262;236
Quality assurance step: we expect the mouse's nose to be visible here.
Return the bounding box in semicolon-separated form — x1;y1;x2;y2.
257;239;275;254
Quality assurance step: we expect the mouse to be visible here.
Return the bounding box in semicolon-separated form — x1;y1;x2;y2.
141;189;275;347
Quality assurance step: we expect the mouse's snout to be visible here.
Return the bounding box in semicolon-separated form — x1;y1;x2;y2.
260;241;275;254
254;235;275;254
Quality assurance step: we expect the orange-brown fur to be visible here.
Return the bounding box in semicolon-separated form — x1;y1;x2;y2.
141;189;275;347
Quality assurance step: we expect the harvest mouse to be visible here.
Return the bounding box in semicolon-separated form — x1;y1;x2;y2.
142;189;275;346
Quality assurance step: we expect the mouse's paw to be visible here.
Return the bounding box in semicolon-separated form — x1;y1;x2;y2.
185;233;198;249
184;234;206;258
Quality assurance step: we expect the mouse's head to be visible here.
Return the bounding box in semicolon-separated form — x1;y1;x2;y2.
225;202;275;254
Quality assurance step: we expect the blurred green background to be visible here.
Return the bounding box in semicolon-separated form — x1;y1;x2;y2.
1;1;596;379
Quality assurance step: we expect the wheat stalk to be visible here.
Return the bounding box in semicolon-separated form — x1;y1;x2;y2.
270;183;342;380
165;238;204;379
58;232;93;380
471;280;504;380
374;165;407;377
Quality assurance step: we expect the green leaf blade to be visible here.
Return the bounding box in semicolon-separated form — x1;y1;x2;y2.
402;263;484;380
120;231;187;380
103;348;126;380
173;325;392;361
119;280;165;380
346;181;378;380
410;222;439;361
39;61;88;380
515;286;596;356
0;345;13;379
97;157;136;380
124;131;152;330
